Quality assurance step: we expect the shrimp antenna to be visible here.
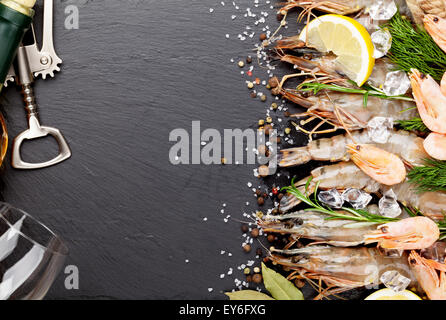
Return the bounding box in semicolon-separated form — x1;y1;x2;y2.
256;238;272;256
333;104;357;144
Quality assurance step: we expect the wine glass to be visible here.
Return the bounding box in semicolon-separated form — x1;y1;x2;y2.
0;202;68;300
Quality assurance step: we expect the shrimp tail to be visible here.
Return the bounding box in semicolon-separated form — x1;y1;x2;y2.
279;176;314;212
281;90;314;108
278;146;312;167
274;36;306;51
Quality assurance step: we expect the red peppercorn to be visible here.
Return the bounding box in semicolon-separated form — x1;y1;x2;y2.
272;187;279;195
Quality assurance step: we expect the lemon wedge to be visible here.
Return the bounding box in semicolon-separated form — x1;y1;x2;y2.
299;14;375;87
365;289;422;300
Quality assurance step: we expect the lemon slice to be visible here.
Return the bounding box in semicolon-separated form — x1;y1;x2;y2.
365;289;422;300
299;14;375;86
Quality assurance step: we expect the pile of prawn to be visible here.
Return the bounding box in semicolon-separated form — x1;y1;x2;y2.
253;0;446;300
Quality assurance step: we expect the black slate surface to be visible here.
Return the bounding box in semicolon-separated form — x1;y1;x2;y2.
0;0;317;299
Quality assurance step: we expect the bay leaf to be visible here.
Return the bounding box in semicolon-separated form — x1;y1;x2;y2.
225;290;275;300
262;262;304;300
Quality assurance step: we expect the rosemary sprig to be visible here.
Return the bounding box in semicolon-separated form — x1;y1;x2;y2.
408;159;446;192
396;117;429;133
281;177;399;224
298;82;413;108
387;13;446;81
438;221;446;240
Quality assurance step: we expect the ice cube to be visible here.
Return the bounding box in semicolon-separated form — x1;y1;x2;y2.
318;189;344;209
378;247;404;258
367;204;380;215
382;70;411;96
368;0;397;21
421;242;446;263
367;117;394;144
380;270;411;292
356;15;380;33
341;188;372;209
379;189;402;218
371;28;392;58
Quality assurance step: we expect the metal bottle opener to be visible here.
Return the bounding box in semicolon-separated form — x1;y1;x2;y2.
8;0;71;170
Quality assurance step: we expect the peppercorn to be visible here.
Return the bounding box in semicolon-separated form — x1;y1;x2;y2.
250;91;257;98
258;165;269;177
255;78;261;85
256;211;263;219
251;228;260;238
258;119;265;126
243;244;252;253
268;76;279;88
241;224;249;233
259;33;267;41
252;274;263;284
246;275;253;282
266;116;273;123
263;192;268;198
257;197;265;206
247;81;254;89
267;234;275;243
272;187;279;195
256;248;263;257
271;87;281;96
261;95;267;102
258;145;267;156
284;111;290;117
244;267;251;275
285;127;292;135
264;124;273;135
238;61;245;68
253;267;261;274
271;102;278;110
246;56;252;64
255;189;262;196
295;279;306;288
266;84;271;90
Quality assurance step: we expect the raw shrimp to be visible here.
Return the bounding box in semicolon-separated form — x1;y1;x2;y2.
409;250;446;300
277;53;395;89
423;132;446;160
346;143;406;186
277;129;428;169
279;0;365;17
258;211;377;246
409;69;446;134
364;216;440;250
424;14;446;53
279;162;446;220
286;91;417;131
407;0;446;25
268;245;415;298
409;68;446;160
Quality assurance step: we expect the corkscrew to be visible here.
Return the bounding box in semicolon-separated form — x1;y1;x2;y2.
8;0;71;169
